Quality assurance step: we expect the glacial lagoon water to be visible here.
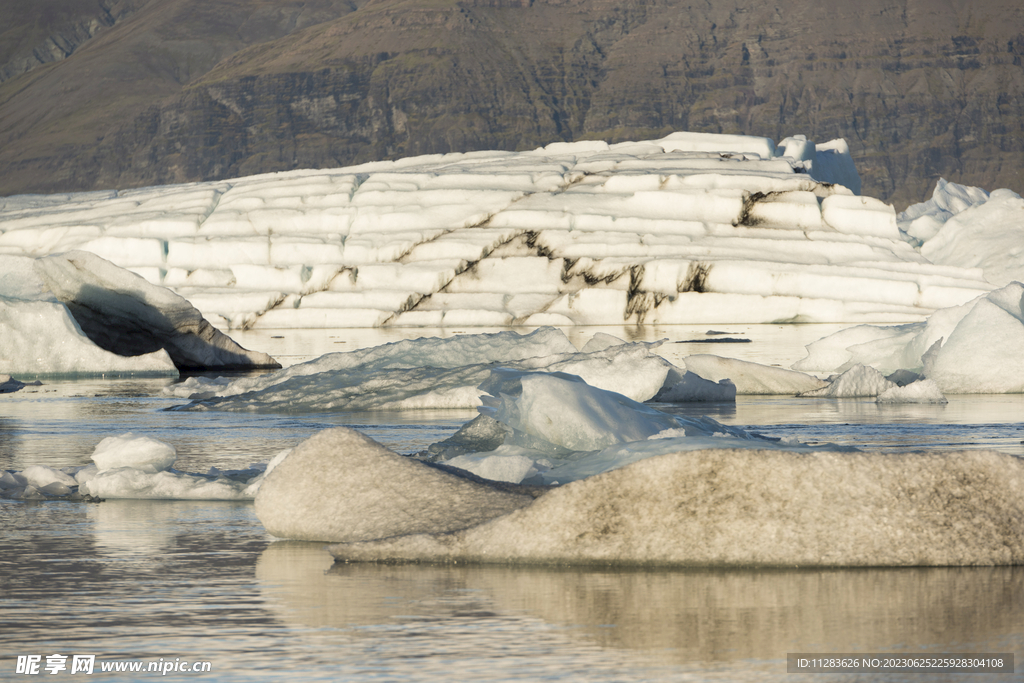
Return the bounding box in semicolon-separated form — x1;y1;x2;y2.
2;324;1023;681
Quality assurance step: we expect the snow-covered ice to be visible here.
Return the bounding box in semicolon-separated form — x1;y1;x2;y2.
1;132;998;329
799;364;896;398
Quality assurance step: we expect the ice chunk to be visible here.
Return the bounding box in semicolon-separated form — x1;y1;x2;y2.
456;368;766;484
20;465;78;489
329;447;1024;566
876;380;947;404
653;373;737;402
0;277;177;377
255;428;539;543
173;329;678;412
80;468;259;500
681;355;826;395
898;178;990;244
91;433;178;473
445;447;547;484
0;374;33;393
479;371;688;454
800;364;896;398
923;282;1024;393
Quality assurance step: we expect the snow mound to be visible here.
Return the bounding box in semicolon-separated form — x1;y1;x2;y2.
328;447;1024;567
1;133;994;327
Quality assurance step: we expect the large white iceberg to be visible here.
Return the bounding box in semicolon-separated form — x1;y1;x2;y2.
0;133;994;328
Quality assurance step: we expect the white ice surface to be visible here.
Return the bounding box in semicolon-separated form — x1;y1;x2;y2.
329;447;1024;567
1;133;998;328
680;354;825;395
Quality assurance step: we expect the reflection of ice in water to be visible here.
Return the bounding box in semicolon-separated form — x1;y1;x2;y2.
256;541;1024;678
89;500;178;555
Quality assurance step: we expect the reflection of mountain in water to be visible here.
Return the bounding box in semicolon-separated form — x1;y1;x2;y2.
256;541;1024;664
2;0;1023;205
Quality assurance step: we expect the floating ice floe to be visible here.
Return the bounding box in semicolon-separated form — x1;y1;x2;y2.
0;374;37;393
795;282;1024;393
170;328;738;412
0;433;271;501
1;132;997;328
0;251;278;377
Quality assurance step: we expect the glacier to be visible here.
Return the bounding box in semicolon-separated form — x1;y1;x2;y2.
0;132;999;330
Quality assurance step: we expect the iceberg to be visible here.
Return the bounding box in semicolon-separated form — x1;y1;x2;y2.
899;180;1024;288
795;282;1024;393
1;133;996;329
327;446;1024;567
255;428;540;543
0;252;278;376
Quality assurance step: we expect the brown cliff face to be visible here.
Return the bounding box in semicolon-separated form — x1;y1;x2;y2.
1;0;1022;207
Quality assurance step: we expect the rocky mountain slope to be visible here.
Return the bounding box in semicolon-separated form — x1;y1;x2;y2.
1;0;1022;206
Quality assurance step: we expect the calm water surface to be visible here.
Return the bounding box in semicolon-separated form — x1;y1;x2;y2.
2;325;1022;681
